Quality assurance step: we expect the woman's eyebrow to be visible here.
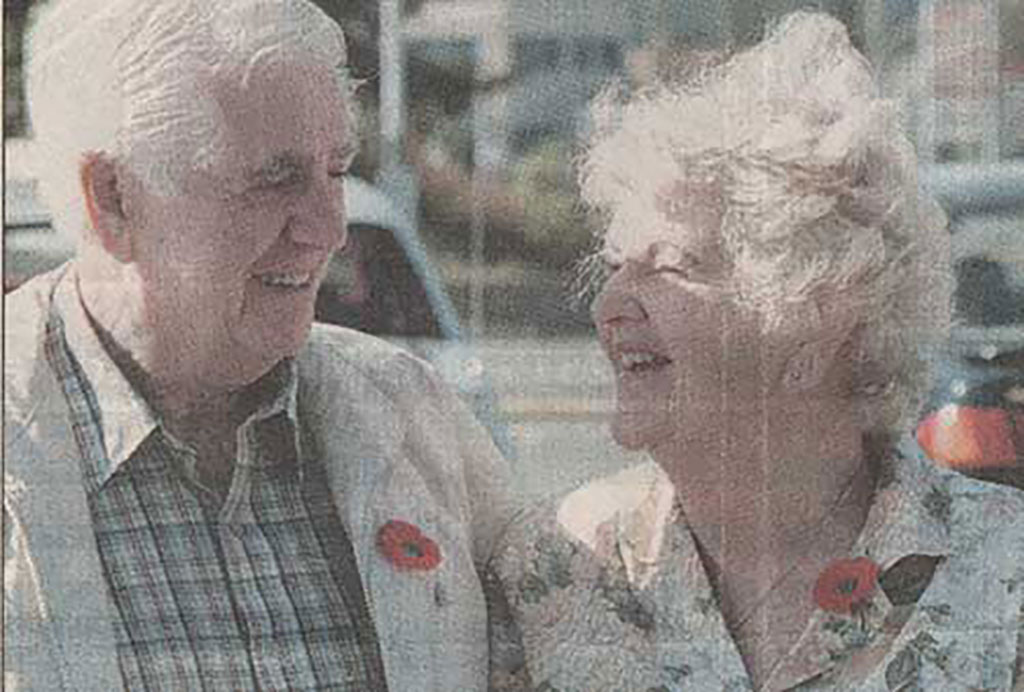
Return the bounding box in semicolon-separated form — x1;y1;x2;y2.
331;143;358;168
247;151;306;187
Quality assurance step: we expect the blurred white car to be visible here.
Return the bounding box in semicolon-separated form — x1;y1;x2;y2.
3;146;515;458
915;162;1024;489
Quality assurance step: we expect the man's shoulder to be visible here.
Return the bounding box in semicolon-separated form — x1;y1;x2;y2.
303;321;410;366
5;269;60;353
4;270;63;424
299;321;436;386
298;322;443;403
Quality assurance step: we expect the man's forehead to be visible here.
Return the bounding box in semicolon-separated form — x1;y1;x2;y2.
209;50;349;113
191;56;351;163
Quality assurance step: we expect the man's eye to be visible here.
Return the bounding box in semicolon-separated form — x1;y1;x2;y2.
328;168;348;180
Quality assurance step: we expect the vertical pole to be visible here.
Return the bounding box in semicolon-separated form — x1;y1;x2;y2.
917;0;936;165
863;0;886;69
469;158;487;340
469;32;488;342
469;13;509;340
379;0;404;178
980;0;1001;162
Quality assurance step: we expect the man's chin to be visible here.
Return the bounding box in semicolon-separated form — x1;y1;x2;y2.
270;320;314;358
234;321;312;373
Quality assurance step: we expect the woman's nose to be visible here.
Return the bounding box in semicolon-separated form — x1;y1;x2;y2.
592;267;648;328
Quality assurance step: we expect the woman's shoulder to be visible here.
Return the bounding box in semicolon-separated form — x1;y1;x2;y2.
871;468;1024;690
879;441;1024;565
885;439;1023;512
491;462;721;691
493;460;680;633
499;461;672;560
944;471;1024;551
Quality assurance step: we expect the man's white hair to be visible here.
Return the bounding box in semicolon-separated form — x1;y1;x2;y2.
26;0;351;244
581;12;952;432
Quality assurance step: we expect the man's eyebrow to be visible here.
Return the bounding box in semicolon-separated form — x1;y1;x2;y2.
245;144;358;188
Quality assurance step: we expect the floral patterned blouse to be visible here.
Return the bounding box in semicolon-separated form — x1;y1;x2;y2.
491;441;1024;691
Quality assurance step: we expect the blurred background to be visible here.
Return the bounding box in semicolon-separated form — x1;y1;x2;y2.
5;0;1024;497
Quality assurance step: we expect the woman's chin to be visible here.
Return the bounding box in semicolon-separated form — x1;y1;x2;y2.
611;412;670;451
611;426;648;451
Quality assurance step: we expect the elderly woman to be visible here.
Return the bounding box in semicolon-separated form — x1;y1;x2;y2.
493;13;1024;691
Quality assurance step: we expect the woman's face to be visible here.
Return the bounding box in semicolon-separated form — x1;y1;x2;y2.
593;238;786;451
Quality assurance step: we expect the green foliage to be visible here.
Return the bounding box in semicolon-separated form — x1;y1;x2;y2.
507;138;595;268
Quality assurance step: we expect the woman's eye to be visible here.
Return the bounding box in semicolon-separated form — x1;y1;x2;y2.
600;255;623;275
657;266;696;283
256;176;294;190
656;256;698;275
656;254;720;285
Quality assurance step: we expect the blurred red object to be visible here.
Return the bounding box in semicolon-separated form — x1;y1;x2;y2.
1014;411;1024;454
914;338;1024;489
916;405;1019;469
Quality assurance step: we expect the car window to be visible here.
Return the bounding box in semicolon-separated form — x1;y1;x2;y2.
315;224;442;338
951;211;1024;327
955;257;1024;326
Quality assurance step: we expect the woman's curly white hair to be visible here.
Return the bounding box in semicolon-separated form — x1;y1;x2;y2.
580;12;951;432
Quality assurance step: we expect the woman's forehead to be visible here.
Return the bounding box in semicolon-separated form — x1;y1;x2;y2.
603;172;727;252
602;217;725;264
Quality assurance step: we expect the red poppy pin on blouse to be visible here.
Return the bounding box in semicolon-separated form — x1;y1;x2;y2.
377;520;442;571
813;557;880;616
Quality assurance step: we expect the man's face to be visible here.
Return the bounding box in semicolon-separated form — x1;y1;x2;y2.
126;53;352;387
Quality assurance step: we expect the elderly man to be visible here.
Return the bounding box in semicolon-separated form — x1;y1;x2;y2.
4;1;522;689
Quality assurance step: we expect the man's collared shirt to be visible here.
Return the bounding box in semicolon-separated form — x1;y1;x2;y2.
44;271;388;691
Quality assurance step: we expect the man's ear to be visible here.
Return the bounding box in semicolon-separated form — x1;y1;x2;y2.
80;152;132;262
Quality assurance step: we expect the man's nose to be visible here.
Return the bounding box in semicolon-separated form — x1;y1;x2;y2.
592;266;648;328
288;178;347;252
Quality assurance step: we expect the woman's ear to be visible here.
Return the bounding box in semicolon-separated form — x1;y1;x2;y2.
837;325;894;398
80;152;132;262
779;299;865;394
781;341;830;392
